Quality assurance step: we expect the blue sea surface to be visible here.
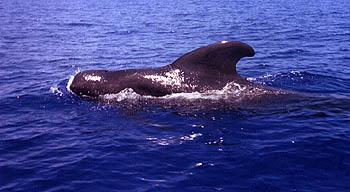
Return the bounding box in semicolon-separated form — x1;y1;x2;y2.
1;0;350;191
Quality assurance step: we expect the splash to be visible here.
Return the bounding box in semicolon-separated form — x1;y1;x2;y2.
100;88;143;102
50;86;64;96
66;75;75;92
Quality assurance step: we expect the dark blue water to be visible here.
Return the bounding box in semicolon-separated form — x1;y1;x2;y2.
1;0;350;191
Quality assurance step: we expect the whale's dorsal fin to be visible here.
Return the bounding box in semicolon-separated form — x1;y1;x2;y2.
171;41;255;76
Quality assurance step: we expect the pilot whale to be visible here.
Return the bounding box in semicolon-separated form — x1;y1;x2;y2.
70;41;256;97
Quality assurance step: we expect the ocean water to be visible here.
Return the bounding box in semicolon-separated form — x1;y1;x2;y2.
1;0;350;191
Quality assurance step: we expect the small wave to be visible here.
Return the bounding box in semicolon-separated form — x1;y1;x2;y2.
105;30;134;35
249;70;308;82
146;132;202;146
252;70;339;82
66;22;94;27
271;48;311;56
250;71;350;93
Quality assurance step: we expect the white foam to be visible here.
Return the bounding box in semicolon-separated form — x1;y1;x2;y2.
66;75;75;92
146;133;202;146
146;137;174;146
291;70;301;75
50;86;63;96
100;88;142;101
51;73;76;96
161;82;247;100
247;77;256;81
67;69;81;93
141;178;166;182
180;133;202;141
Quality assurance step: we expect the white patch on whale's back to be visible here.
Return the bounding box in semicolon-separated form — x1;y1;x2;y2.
144;69;183;87
143;69;197;89
84;74;101;82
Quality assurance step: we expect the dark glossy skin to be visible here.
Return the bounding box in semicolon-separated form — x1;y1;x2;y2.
70;41;255;97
